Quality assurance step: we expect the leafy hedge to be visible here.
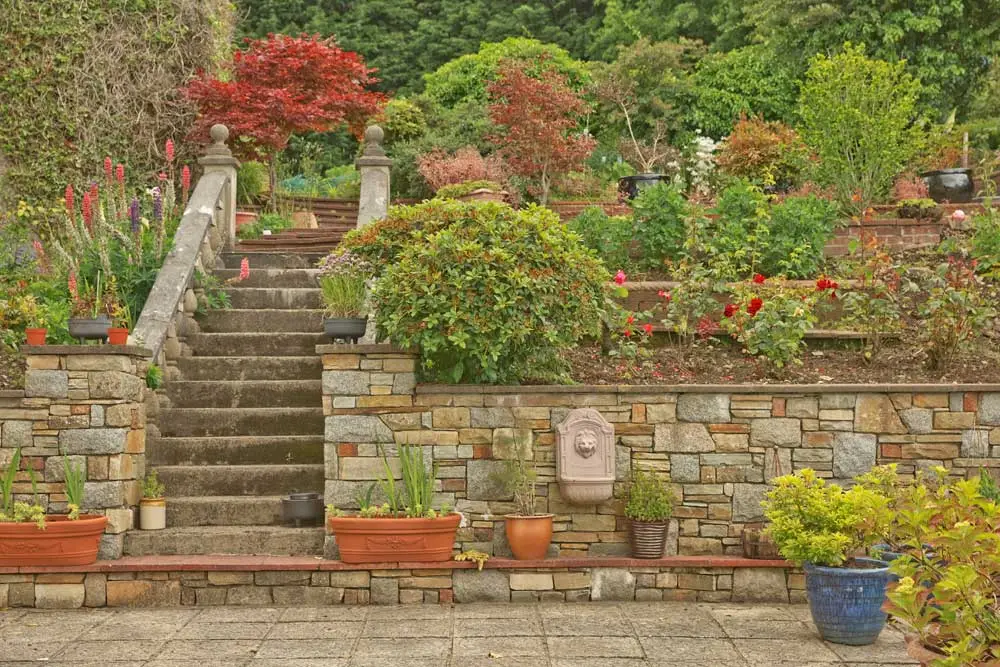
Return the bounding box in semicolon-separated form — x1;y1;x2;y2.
0;0;233;206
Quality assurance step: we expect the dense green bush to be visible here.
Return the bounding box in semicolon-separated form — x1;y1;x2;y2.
340;198;476;265
761;196;839;278
704;181;769;278
972;207;1000;276
566;206;633;271
631;183;696;269
370;200;608;383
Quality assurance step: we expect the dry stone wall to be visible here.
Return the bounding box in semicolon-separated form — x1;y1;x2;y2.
321;345;1000;559
0;347;152;559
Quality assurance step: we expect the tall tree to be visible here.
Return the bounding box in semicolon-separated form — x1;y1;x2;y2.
184;34;385;206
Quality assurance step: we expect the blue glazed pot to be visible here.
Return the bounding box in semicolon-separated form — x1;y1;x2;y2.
804;557;892;646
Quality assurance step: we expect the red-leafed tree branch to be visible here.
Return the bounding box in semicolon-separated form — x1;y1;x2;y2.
184;34;385;208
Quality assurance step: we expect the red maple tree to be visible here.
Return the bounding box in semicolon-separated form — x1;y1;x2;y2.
184;34;385;206
488;59;595;205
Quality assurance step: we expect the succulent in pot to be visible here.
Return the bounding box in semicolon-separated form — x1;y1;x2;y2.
497;441;553;560
326;444;460;563
0;448;108;566
139;469;166;530
883;470;1000;666
764;468;894;646
316;250;372;343
625;467;675;559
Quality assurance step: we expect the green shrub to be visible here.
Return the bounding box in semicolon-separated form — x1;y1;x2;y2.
704;181;769;279
917;259;996;370
371;200;608;383
763;468;891;566
972;206;1000;276
237;161;269;205
761;195;839;278
566;206;633;271
798;44;923;214
236;212;293;240
625;468;675;522
631;183;696;269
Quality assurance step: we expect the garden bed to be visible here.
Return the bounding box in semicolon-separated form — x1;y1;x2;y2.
0;348;24;389
565;339;1000;386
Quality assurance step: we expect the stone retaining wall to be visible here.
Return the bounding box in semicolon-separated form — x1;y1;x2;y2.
320;345;1000;559
0;559;796;608
0;347;153;558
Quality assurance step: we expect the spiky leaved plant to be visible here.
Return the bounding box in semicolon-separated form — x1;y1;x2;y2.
62;453;86;520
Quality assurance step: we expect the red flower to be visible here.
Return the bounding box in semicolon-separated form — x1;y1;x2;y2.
723;303;737;318
752;273;766;284
614;270;627;285
642;323;653;335
116;163;125;184
65;185;75;222
81;191;93;230
181;165;191;191
104;157;113;181
623;328;632;338
626;314;635;325
165;138;175;163
697;315;713;340
747;297;763;316
658;289;672;302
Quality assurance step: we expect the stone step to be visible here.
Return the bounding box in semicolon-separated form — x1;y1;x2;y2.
148;436;324;466
188;332;326;356
165;380;321;408
158;407;324;437
227;288;321;310
223;253;325;269
124;525;325;556
198;309;324;333
175;356;322;382
166;495;289;526
214;268;319;288
156;464;324;496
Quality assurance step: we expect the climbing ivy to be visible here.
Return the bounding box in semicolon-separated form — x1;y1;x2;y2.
0;0;234;207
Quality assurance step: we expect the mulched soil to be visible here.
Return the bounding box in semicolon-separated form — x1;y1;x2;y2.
0;348;24;390
565;338;1000;386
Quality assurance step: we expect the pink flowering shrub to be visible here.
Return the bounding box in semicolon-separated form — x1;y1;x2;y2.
416;146;506;192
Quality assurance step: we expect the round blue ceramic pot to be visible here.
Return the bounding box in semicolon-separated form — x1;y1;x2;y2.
804;557;892;646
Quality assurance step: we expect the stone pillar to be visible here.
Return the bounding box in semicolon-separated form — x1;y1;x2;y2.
356;125;392;228
198;124;239;251
4;347;152;559
318;344;417;558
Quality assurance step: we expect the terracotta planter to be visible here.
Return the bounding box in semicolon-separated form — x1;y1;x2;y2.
24;328;47;345
140;498;166;530
107;327;129;345
904;634;999;666
235;211;258;228
0;514;107;566
505;514;554;560
328;513;460;563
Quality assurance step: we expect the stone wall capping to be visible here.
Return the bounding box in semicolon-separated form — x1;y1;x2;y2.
317;343;413;355
0;389;26;398
22;346;152;357
416;382;1000;395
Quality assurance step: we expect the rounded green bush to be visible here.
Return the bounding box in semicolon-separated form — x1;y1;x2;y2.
370;200;609;384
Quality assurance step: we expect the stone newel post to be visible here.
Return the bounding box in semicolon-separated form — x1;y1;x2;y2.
356;125;392;227
197;124;239;251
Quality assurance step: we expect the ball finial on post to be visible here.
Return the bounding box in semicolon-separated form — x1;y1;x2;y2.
210;124;230;146
362;124;387;157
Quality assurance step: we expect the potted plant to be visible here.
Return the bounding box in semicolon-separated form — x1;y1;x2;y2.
24;326;47;346
107;301;131;346
0;449;108;566
764;468;894;646
624;467;674;558
884;473;1000;665
316;250;371;343
326;444;460;563
499;442;553;560
235;160;268;228
68;271;112;342
919;120;974;203
139;469;166;530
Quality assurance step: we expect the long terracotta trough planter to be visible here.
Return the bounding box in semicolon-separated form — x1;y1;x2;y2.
0;515;108;566
328;513;461;563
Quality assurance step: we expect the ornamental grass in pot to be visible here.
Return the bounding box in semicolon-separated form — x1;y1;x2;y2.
499;442;553;560
317;251;371;343
0;448;108;566
764;468;893;646
326;444;460;563
883;470;1000;666
625;467;675;559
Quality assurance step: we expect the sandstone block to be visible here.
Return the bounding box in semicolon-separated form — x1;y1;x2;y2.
750;418;801;447
466;460;512;501
731;569;788;603
60;428;127;455
646;403;677;423
433;407;470;429
107;580;181;606
34;583;85;609
899;408;933;434
654;423;714;452
329;571;371;588
66;355;134;372
591;568;635;600
934;411;975;430
325;415;393;443
553;572;592;590
492;428;533;459
207;572;253;585
470;407;515;428
510;573;553;591
84;573;106;607
677;394;730;423
89;371;144;401
322;370;370;395
832;432;877;478
786;398;818;419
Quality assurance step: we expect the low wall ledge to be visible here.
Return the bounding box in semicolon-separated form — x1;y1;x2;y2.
22;345;152;357
416;382;1000;395
0;389;25;399
317;344;413;355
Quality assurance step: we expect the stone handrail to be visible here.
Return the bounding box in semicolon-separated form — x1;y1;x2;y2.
129;125;238;365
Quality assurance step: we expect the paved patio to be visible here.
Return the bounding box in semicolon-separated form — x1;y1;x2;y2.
0;603;915;666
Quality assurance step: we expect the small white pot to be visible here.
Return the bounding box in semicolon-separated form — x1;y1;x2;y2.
140;498;166;530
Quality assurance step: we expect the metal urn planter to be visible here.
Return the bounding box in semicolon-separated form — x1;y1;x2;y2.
282;492;324;527
68;315;111;342
921;168;974;203
324;317;367;344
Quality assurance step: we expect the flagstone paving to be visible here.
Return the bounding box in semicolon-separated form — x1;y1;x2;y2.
0;603;916;666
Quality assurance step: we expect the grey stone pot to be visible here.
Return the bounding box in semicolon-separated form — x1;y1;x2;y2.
324;317;367;344
68;315;111;342
281;492;324;527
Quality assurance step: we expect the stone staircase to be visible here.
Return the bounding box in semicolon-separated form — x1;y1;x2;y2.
125;252;329;556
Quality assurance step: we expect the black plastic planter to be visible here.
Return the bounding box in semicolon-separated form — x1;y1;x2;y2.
323;317;367;344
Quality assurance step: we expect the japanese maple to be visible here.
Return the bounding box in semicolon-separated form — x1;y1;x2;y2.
183;34;385;208
488;59;595;205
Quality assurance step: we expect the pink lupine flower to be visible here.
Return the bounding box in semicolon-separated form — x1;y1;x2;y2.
181;165;191;191
239;257;250;281
82;191;93;230
89;181;99;205
65;184;76;222
68;272;78;300
614;270;627;285
116;163;125;184
165;138;175;163
104;157;113;181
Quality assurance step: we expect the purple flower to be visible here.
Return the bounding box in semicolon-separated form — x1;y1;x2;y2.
129;197;140;234
151;187;163;222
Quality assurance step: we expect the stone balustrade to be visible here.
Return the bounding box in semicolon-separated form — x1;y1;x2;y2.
320;345;1000;559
